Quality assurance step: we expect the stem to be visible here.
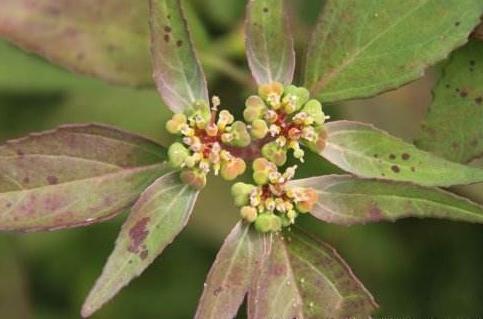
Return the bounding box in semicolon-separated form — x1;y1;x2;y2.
200;52;255;88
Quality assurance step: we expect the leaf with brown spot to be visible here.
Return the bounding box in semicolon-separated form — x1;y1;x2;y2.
245;0;295;85
304;0;483;103
416;40;483;163
0;124;167;232
82;171;199;317
195;222;263;319
248;229;377;318
315;121;483;187
0;0;152;86
292;175;483;225
150;0;209;113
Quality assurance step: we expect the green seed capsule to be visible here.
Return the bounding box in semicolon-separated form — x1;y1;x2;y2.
243;96;267;123
262;142;287;166
254;214;282;233
229;121;251;147
187;100;211;128
251;119;269;139
253;170;270;185
283;85;310;112
168;142;190;168
231;182;256;207
240;206;258;223
301;99;325;125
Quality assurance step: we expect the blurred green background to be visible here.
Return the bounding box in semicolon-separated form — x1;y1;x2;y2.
1;0;483;318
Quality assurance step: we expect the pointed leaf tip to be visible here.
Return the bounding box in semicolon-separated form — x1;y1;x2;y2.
82;171;198;316
318;120;483;187
292;175;483;225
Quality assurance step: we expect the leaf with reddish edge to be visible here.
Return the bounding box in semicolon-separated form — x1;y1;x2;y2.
195;222;263;319
304;0;483;103
81;171;198;317
248;229;377;318
245;0;295;85
0;0;152;86
314;120;483;187
416;40;483;164
0;124;167;232
291;175;483;225
150;0;209;113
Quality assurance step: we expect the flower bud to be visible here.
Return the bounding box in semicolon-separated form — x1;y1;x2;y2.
251;119;269;139
301;99;325;125
180;169;207;190
228;121;251;147
231;182;256;207
262;142;287;166
254;214;282;233
240;206;258;223
168;142;190;168
282;85;310;112
221;158;246;181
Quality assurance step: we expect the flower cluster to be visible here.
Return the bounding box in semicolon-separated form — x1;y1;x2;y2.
166;98;250;189
231;158;319;233
166;83;325;232
243;82;329;166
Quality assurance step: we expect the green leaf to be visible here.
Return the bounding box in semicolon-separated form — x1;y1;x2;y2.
304;0;483;103
81;171;198;318
317;121;483;187
292;175;483;225
0;0;152;86
248;229;377;318
416;40;483;163
0;124;167;232
150;0;209;112
246;0;295;85
195;222;262;319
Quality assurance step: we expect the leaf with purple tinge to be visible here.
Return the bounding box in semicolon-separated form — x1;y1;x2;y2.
304;0;483;103
315;121;483;187
82;171;198;318
248;229;377;319
195;222;263;319
291;175;483;225
150;0;209;113
246;0;295;85
0;124;167;232
0;0;152;86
